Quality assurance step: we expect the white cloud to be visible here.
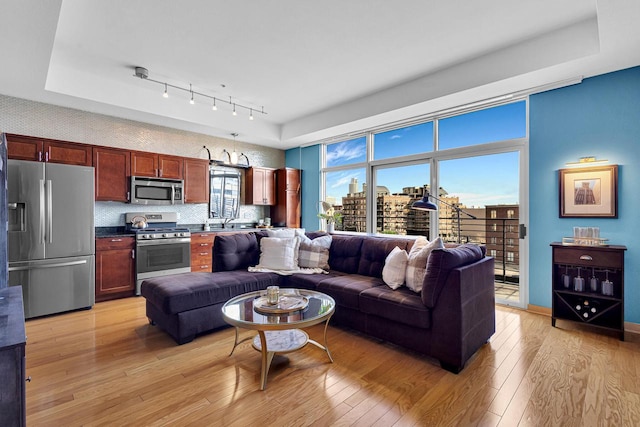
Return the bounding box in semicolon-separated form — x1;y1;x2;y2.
326;140;365;165
390;134;402;140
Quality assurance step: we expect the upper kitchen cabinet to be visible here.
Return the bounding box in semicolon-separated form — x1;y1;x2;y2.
6;134;92;166
184;158;209;203
93;146;131;202
131;151;183;179
272;168;301;227
245;167;276;205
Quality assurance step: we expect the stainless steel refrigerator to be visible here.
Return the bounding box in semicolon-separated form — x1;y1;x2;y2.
7;159;95;318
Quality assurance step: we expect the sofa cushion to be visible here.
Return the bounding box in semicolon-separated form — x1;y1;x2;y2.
316;274;384;310
213;233;260;271
141;271;281;315
357;237;411;278
282;270;348;291
328;235;364;274
421;244;485;307
360;286;431;329
382;246;408;289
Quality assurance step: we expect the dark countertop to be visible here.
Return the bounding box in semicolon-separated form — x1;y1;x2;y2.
95;227;135;238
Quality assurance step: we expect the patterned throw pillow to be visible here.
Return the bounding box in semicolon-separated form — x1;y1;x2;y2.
406;237;444;292
382;246;408;289
298;235;332;270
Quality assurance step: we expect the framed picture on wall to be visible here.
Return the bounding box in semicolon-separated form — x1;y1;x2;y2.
559;164;618;218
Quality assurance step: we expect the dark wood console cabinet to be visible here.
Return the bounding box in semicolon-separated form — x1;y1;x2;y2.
0;286;27;426
551;242;626;340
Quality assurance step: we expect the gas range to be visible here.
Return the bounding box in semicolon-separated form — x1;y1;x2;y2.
126;212;192;296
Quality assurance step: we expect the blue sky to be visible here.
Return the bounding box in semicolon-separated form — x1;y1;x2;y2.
325;101;525;208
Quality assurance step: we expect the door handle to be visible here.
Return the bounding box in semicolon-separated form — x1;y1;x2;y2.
47;179;53;243
39;179;45;244
171;185;175;205
9;259;88;271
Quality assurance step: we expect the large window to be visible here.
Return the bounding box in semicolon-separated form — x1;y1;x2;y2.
326;137;366;167
374;163;430;236
325;168;366;232
321;100;526;238
438;102;526;150
373;122;433;160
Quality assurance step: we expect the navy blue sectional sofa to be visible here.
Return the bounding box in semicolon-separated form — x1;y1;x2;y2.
141;231;495;373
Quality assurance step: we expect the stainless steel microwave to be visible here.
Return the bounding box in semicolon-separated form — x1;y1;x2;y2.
130;176;184;205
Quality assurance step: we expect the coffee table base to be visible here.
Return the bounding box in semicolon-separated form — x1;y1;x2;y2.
229;323;334;390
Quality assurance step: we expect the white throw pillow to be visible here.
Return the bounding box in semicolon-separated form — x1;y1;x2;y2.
265;228;305;238
382;246;408;290
257;237;300;270
298;235;332;269
405;237;444;293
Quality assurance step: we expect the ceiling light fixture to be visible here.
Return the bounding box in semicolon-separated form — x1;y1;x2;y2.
134;66;265;118
230;132;239;164
249;109;254;120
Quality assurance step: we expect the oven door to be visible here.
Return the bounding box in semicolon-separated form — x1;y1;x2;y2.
136;237;191;295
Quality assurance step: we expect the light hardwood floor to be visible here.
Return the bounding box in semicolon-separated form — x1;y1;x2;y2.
25;298;640;426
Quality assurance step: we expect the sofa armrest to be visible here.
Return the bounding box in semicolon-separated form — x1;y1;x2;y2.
429;256;495;372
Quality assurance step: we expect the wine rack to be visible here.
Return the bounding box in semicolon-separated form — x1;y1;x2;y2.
550;242;626;340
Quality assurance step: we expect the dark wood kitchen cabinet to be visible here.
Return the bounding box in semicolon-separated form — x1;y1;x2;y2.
6;133;92;166
245;166;276;205
96;237;136;302
131;151;183;179
191;232;215;272
184;158;210;203
93;146;131;202
0;287;27;427
272;168;301;227
551;242;626;340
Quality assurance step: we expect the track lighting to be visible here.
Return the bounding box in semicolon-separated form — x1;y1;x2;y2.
133;66;266;119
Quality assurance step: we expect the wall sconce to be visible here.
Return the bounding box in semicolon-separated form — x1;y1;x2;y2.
565;156;609;167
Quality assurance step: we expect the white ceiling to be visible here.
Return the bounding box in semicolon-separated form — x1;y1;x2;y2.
1;0;639;149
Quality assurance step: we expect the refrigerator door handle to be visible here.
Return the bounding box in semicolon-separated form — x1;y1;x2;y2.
40;179;46;244
8;259;88;271
47;179;53;243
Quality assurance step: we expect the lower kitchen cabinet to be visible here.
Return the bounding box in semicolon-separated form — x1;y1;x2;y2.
0;287;27;427
191;232;215;272
96;237;136;301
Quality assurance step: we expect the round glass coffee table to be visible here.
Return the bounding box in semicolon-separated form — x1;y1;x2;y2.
221;288;335;390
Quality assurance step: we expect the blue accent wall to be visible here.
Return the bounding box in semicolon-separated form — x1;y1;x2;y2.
285;145;321;231
530;66;640;323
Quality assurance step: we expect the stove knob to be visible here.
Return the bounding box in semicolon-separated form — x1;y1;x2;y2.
179;232;186;237
162;233;169;238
